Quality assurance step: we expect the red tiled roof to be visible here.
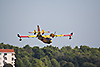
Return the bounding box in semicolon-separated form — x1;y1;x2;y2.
0;49;14;52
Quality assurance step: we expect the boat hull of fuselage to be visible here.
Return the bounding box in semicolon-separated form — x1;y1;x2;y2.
37;35;52;44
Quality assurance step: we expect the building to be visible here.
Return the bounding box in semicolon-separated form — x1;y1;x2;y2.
0;49;16;67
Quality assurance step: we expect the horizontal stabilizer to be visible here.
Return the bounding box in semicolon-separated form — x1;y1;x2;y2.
17;34;20;37
29;31;50;33
71;32;73;35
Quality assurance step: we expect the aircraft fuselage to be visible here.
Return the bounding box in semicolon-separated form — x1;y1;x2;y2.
37;32;52;44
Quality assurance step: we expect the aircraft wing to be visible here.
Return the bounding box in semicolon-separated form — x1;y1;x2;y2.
42;33;73;38
17;34;37;41
56;34;72;37
17;34;37;38
56;32;73;37
28;35;37;38
50;32;73;39
43;31;50;33
42;35;50;38
20;35;37;38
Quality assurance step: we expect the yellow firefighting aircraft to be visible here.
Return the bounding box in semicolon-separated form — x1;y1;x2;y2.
17;25;73;44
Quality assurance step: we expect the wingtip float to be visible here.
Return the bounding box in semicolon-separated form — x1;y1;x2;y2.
17;25;74;44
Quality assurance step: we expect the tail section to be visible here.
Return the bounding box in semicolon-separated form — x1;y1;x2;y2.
37;25;40;32
71;32;73;36
17;34;20;37
17;34;22;41
69;32;73;39
29;25;50;34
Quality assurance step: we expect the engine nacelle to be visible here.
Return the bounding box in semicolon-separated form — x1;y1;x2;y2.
42;30;44;35
50;33;55;38
34;30;36;35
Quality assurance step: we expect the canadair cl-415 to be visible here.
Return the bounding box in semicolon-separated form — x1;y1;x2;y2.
17;25;73;44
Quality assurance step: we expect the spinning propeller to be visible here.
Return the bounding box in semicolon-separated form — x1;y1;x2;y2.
29;30;50;35
50;31;57;38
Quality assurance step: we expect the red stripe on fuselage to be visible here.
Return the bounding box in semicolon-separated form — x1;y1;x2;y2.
64;34;72;36
20;36;29;38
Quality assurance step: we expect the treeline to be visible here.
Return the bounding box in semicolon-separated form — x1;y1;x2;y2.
0;43;100;67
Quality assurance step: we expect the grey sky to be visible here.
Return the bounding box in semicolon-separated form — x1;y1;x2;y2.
0;0;100;48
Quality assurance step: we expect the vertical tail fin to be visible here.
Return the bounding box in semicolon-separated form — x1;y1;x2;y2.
37;25;40;32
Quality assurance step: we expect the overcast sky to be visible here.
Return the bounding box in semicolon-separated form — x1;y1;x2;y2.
0;0;100;48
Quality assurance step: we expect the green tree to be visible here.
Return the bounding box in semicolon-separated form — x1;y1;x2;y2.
74;46;78;49
80;45;90;53
23;44;32;53
22;56;32;67
82;62;96;67
1;43;100;67
98;47;100;51
3;63;13;67
63;62;74;67
60;60;67;67
51;58;60;67
15;58;24;67
34;49;45;59
32;46;39;51
0;43;3;49
41;56;52;67
95;62;100;67
61;46;72;52
32;58;45;67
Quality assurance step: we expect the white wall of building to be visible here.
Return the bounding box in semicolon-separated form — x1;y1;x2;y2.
0;52;16;67
0;53;3;67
